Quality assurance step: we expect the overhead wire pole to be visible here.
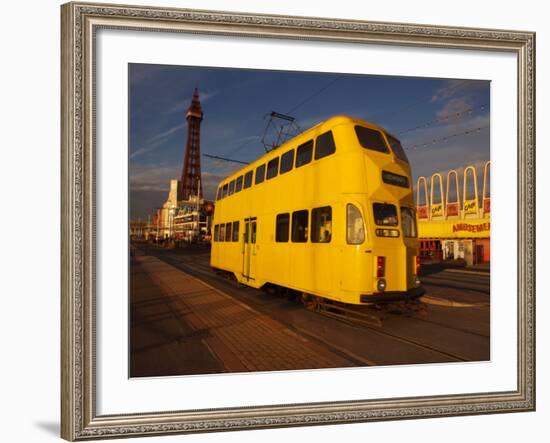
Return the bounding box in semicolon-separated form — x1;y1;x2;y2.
261;111;301;152
220;75;344;158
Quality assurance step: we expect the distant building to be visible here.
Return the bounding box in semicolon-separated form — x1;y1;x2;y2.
129;220;147;239
180;88;204;201
138;88;214;244
156;179;181;240
417;162;491;266
172;195;208;243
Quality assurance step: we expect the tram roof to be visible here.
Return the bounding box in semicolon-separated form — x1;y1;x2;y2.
220;115;395;183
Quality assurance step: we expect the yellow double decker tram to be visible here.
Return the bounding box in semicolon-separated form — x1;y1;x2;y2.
211;116;423;305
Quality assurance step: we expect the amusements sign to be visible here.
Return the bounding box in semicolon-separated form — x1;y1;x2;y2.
418;219;490;239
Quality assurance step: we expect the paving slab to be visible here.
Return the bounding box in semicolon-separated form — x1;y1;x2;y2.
131;254;355;376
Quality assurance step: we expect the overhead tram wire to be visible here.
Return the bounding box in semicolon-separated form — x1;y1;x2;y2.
396;103;489;135
368;79;469;121
286;75;344;115
203;153;249;165
404;124;490;151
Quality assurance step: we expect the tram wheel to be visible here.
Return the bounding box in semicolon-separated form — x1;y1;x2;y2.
301;293;321;311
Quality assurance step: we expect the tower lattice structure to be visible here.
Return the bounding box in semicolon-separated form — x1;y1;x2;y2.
180;88;204;201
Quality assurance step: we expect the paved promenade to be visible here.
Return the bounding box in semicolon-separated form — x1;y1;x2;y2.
130;254;355;377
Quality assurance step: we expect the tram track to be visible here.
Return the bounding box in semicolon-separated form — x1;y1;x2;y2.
164;248;490;337
313;306;469;362
306;297;485;362
138;246;489;365
418;277;489;294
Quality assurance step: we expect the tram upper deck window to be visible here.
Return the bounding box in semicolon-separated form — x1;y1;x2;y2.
267;157;279;180
292;210;309;243
280;149;294;174
401;207;417;237
311;206;332;243
244;170;253;189
255;164;266;185
228;180;235;195
235;176;243;192
222;183;228;198
296;140;313;168
276;213;290;242
386;134;409;163
216;187;222;201
373;203;398;226
355;126;389;153
315;131;336;160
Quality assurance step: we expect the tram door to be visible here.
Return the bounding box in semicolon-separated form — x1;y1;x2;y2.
242;217;257;281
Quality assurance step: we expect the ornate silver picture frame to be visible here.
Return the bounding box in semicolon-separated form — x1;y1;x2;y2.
61;1;535;440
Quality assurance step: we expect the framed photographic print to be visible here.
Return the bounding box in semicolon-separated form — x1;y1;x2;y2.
61;1;535;440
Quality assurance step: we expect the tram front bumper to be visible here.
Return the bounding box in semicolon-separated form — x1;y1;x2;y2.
360;286;426;304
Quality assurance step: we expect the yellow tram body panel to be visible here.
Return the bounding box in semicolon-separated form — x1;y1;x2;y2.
210;116;421;305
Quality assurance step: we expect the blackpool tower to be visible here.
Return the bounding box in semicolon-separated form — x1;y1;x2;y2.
180;88;203;201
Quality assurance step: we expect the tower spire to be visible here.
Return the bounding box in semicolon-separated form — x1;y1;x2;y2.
180;88;203;200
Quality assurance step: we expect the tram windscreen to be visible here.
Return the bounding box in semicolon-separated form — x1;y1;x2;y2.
373;203;398;226
401;207;417;237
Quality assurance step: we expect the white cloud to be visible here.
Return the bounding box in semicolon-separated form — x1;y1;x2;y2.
129;122;186;160
148;122;186;143
130;164;180;192
436;96;474;121
431;79;467;102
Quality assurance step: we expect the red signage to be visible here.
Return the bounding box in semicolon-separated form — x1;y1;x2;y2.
446;202;459;216
483;198;491;213
417;206;428;219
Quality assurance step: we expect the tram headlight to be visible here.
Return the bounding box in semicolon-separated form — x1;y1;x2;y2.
377;278;387;292
346;204;365;244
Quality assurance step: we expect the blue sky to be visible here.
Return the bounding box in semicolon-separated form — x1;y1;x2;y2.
129;63;490;220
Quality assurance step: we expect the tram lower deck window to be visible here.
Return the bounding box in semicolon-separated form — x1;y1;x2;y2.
213;224;219;241
232;221;239;242
373;203;398;226
225;222;232;241
312;206;332;243
276;213;290;242
292;210;309;242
